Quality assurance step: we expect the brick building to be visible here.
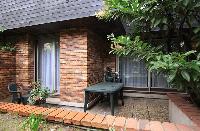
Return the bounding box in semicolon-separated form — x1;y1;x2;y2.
0;0;124;105
0;0;168;106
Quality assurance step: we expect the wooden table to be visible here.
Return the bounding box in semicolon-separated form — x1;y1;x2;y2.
84;82;124;115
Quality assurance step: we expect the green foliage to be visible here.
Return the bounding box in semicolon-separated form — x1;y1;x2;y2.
108;34;161;62
0;42;16;51
0;27;16;52
21;114;45;131
97;0;200;50
28;81;50;105
98;0;200;105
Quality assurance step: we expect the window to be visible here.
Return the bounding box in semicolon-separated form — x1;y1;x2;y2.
119;57;168;88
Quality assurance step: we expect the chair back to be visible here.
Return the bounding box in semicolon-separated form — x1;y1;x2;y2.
8;83;17;92
8;83;20;103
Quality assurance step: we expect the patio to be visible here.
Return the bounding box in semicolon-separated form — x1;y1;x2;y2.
3;95;169;122
0;97;198;131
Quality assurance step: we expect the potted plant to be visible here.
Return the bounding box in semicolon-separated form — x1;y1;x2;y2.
28;81;50;105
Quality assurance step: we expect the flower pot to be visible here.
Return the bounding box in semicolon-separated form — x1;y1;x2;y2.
35;99;46;105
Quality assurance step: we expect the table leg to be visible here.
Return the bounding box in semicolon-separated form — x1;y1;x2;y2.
84;91;89;112
110;93;115;115
120;89;124;106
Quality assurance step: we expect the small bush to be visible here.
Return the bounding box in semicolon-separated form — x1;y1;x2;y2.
21;114;45;131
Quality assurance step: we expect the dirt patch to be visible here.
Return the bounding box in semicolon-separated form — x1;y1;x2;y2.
0;113;90;131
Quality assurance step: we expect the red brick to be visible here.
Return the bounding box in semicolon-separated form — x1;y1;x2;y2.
175;124;193;131
149;121;164;131
34;107;48;116
12;105;26;114
114;117;126;131
192;126;200;131
125;118;138;131
64;111;78;124
7;104;21;113
0;103;15;112
18;105;37;116
42;108;57;118
81;113;96;127
46;108;65;121
162;122;178;131
91;114;105;128
54;110;70;122
101;115;116;129
29;107;44;115
0;50;16;99
72;112;87;125
138;119;150;131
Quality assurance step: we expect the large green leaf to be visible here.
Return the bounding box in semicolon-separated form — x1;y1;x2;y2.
181;70;190;82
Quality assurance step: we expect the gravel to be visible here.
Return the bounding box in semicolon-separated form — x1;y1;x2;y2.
115;97;169;122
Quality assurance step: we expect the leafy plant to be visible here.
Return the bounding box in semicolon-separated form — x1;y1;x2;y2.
0;42;16;51
28;81;50;105
97;0;200;51
108;33;200;105
97;0;200;106
21;114;45;131
0;27;16;51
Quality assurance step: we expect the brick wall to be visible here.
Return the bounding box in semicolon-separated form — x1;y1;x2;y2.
87;31;104;85
60;29;88;103
59;28;116;103
15;35;35;92
0;51;16;99
0;29;116;103
104;55;116;72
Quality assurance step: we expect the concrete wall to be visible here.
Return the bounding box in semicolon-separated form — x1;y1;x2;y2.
169;100;196;127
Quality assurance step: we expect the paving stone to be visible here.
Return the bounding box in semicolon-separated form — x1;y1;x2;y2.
42;108;57;118
162;122;178;131
101;115;116;129
12;104;26;114
72;112;87;125
7;104;21;113
125;118;138;131
149;121;164;131
46;108;65;121
192;126;200;131
34;107;49;116
18;105;37;116
0;103;15;112
81;113;96;127
114;116;126;131
54;110;70;122
64;111;78;124
91;114;105;128
175;124;193;131
138;119;150;131
30;107;44;115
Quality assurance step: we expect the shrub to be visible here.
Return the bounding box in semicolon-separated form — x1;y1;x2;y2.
21;114;45;131
28;81;50;105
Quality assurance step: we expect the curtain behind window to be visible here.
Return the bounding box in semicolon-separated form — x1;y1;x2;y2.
119;57;168;88
119;57;148;87
37;36;60;93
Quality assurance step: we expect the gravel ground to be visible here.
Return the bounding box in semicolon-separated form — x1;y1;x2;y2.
46;97;169;122
115;97;169;122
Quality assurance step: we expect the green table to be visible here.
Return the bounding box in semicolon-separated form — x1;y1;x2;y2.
84;82;124;115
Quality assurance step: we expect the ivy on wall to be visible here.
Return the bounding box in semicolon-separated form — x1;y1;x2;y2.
0;27;16;52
